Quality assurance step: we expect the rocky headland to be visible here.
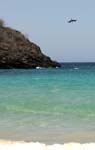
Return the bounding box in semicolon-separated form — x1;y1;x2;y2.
0;21;60;69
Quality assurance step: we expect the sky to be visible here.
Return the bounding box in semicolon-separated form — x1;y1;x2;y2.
0;0;95;62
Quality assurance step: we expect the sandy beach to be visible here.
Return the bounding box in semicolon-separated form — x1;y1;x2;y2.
0;139;95;150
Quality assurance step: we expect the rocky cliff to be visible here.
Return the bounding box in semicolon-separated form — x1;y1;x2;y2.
0;26;60;68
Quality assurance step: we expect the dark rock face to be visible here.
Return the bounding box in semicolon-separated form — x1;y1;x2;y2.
0;26;61;69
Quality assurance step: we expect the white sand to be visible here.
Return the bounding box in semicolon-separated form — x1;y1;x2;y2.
0;140;95;150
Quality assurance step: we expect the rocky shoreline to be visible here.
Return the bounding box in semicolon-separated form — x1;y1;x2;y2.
0;23;60;69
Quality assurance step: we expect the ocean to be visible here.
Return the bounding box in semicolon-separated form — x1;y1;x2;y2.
0;63;95;149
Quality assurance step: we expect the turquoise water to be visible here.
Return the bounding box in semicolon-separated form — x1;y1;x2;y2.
0;63;95;143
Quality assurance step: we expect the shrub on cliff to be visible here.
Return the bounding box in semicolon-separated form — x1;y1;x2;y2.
0;19;5;27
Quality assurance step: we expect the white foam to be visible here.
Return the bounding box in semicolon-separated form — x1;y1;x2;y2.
74;67;79;70
36;66;42;69
0;140;95;150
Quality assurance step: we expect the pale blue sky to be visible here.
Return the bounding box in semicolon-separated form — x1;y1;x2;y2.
0;0;95;62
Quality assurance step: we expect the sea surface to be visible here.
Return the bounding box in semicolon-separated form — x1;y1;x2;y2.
0;63;95;148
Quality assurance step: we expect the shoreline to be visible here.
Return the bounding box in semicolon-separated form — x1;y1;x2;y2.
0;132;95;144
